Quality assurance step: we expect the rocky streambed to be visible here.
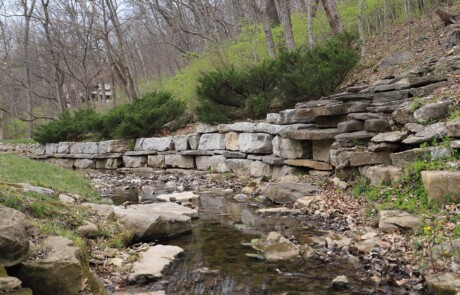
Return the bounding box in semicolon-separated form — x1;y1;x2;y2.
81;169;441;295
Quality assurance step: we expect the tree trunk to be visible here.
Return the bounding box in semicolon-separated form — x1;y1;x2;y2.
268;0;281;26
41;0;66;112
261;0;277;58
358;0;365;56
320;0;344;34
275;0;295;51
23;0;36;139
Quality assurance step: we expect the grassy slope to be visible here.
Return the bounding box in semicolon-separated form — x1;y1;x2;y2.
0;154;98;198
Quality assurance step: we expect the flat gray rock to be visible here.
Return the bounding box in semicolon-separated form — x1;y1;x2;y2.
129;245;183;284
402;122;447;144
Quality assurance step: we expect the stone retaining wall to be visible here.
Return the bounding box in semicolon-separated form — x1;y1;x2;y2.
32;66;460;182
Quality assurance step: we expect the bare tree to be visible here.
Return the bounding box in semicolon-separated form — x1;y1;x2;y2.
260;0;277;58
321;0;343;34
275;0;295;51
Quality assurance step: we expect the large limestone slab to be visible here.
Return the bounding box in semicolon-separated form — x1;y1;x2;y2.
371;131;409;143
426;272;460;295
421;171;460;204
337;120;364;133
196;124;218;133
253;123;314;135
56;142;74;154
402;122;447;145
281;128;339;141
0;206;31;267
250;161;273;178
123;156;147;168
390;147;451;168
378;210;420;232
99;140;130;153
10;236;85;295
238;133;273;154
225;132;239;151
261;183;320;204
272;136;311;159
147;155;165;168
225;159;252;176
218;122;255;133
164;155;195;169
196;155;229;173
114;206;192;241
255;232;300;261
414;100;451;122
359;165;403;186
129;245;183;284
278;109;315;125
74;159;96;169
138;137;174;152
198;134;226;150
172;136;190;152
447;118;460;138
45;143;58;155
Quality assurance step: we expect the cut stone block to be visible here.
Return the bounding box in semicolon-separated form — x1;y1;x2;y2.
272;136;311;159
225;132;239;151
198;134;226;150
123;156;147;168
349;152;392;167
238;133;273;154
284;159;333;171
164;155;195;169
148;155;166;168
312;140;334;163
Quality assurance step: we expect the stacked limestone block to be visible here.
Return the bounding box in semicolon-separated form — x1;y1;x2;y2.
34;56;460;187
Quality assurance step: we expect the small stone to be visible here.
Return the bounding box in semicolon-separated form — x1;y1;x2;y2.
364;119;390;133
379;210;419;232
0;276;22;292
447;118;460;138
110;257;124;267
414;100;451;122
371;131;409;143
59;194;76;205
332;275;350;290
77;222;98;238
103;247;118;258
233;194;249;202
337;120;364;133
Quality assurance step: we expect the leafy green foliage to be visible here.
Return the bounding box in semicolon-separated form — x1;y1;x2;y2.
196;32;359;123
104;92;187;139
33;92;186;143
33;109;101;144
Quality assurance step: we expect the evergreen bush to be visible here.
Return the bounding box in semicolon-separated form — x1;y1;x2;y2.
33;109;101;144
33;92;186;143
196;32;359;123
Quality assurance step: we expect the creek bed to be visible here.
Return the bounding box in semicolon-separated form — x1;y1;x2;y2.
141;193;375;295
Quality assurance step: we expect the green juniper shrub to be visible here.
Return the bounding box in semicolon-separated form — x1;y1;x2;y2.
33;91;186;143
33;109;101;144
196;32;359;123
107;91;186;139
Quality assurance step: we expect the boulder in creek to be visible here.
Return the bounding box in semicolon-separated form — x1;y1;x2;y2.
254;232;300;261
260;182;320;204
129;245;183;284
9;236;86;295
425;272;460;295
114;204;193;241
0;205;32;267
378;210;420;232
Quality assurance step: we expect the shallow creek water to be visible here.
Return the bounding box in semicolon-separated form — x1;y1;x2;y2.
112;189;375;295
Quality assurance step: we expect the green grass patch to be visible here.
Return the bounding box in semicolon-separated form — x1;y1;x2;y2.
353;157;457;214
0;154;99;199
